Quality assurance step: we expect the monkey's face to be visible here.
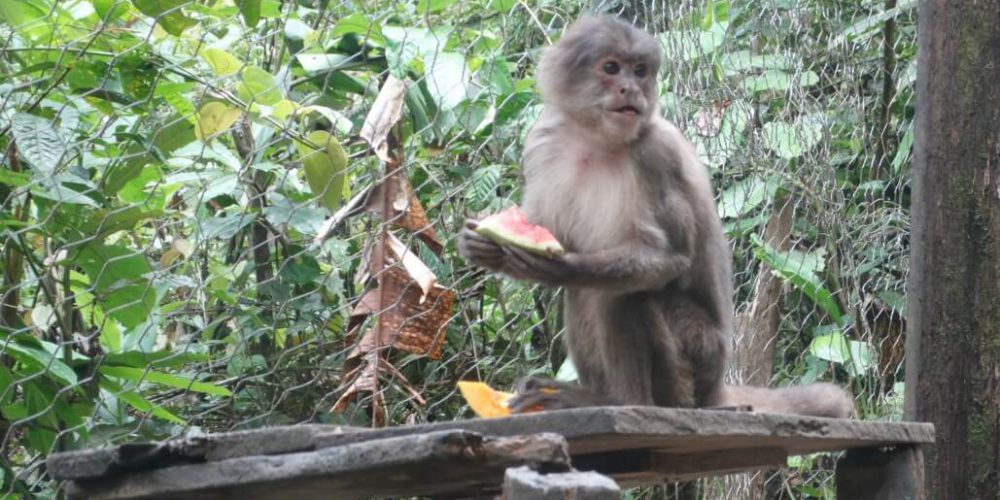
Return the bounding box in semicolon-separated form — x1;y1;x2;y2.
591;55;656;138
537;17;662;146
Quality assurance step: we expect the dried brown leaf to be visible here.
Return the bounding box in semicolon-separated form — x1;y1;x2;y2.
360;76;408;163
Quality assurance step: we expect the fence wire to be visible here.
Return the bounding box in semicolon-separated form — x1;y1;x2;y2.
0;0;914;497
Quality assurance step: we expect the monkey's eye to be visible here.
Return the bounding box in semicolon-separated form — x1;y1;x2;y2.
603;61;620;75
634;64;648;78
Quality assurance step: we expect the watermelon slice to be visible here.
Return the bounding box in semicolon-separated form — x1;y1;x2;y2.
475;205;564;257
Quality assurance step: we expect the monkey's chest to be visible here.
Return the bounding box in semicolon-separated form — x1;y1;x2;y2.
522;161;645;252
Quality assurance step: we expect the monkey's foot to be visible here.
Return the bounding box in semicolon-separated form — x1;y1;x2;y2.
507;377;609;413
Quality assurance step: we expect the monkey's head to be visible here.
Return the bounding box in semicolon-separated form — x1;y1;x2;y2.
538;16;661;144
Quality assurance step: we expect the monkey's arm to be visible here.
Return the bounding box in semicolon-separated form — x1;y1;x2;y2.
501;242;691;293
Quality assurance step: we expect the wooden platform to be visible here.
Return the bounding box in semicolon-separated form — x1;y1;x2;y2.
47;406;934;499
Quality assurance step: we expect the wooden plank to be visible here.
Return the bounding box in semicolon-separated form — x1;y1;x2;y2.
836;445;925;500
48;425;354;481
65;431;570;500
314;406;935;456
48;407;934;482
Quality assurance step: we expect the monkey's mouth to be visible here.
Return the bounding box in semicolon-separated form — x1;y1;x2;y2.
613;105;641;117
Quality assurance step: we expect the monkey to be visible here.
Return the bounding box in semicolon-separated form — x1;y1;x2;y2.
458;16;852;419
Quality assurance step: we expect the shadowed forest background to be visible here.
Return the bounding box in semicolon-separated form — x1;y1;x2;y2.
0;0;921;497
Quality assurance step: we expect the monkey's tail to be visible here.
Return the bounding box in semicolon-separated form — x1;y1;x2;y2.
720;383;854;419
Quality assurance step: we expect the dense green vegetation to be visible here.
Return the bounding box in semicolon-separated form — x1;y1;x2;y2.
0;0;915;497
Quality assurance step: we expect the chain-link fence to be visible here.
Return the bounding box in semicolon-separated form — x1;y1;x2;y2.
0;0;914;497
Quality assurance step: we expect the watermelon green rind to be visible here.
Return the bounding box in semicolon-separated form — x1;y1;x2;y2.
475;206;565;257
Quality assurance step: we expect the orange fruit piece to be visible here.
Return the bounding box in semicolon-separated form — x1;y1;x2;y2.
457;381;513;418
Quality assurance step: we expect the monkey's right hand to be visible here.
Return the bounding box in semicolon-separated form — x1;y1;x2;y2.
458;219;507;272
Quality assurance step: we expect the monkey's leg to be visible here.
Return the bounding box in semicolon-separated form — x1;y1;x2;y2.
665;299;728;408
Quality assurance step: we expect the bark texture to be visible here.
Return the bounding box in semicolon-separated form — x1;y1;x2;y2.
905;1;1000;498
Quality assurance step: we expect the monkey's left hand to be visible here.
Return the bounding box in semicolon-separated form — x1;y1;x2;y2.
500;246;578;286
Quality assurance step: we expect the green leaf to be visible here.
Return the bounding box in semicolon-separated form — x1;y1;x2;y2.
104;350;210;369
762;114;824;160
236;0;260;27
467;165;501;209
0;168;30;187
331;13;384;45
238;65;283;105
3;341;78;385
201;48;243;76
383;26;444;78
93;0;130;21
751;234;843;323
72;244;155;329
100;377;185;424
295;53;357;74
809;332;850;364
891;125;914;174
11;113;67;176
194;102;242;140
740;70;819;93
425;51;471;110
657;26;726;62
721;51;795;75
131;0;197;36
100;366;231;396
297;131;348;212
415;0;455;13
717;176;778;219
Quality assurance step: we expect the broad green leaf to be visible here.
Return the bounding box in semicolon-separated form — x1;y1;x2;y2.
297;131;348;211
487;0;516;12
72;244;155;329
0;168;30;187
878;290;907;316
195;102;242;140
762;114;824;160
101;377;184;424
751;234;843;323
721;51;795;75
383;26;444;78
717;176;777;219
809;332;850;364
425;51;471;110
415;0;455;12
93;0;130;21
331;13;384;45
131;0;197;36
201;48;243;76
740;70;819;93
11;113;67;176
657;26;725;62
467;165;501;209
0;0;50;40
100;366;231;396
3;342;77;385
296;105;352;135
830;0;916;48
295;53;356;74
238;65;283;105
236;0;260;27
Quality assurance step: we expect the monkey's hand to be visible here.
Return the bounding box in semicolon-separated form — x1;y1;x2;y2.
458;219;507;272
507;377;613;413
499;246;577;286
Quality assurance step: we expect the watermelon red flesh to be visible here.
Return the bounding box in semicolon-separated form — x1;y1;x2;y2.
475;205;565;257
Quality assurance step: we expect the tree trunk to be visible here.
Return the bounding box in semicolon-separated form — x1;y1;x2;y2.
904;1;1000;499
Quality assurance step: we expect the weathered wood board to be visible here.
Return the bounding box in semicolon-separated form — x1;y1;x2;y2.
47;406;934;499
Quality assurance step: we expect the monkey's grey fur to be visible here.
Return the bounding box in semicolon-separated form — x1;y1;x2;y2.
459;16;852;419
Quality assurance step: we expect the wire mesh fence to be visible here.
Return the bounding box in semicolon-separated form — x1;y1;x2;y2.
0;0;914;497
